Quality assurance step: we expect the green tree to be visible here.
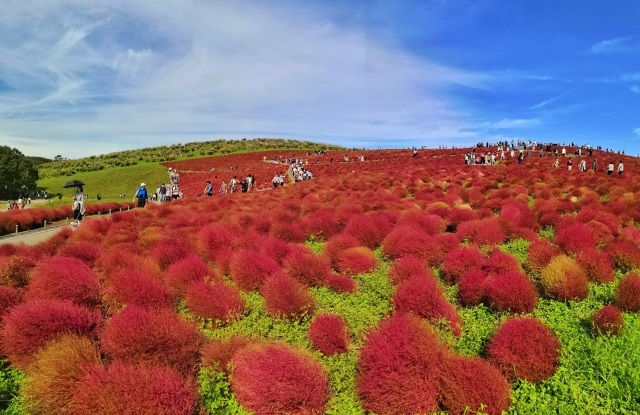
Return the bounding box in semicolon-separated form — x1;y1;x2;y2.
0;146;38;199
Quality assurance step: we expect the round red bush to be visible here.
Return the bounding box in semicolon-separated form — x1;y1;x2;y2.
608;239;640;273
164;254;212;296
150;238;193;270
524;239;560;277
336;246;377;275
283;247;332;287
381;225;438;260
593;305;624;335
483;272;538;314
69;361;198;415
456;217;506;246
393;275;462;336
0;254;36;288
388;255;431;285
308;314;349;355
440;355;511;415
441;245;485;284
482;249;523;276
57;241;102;267
229;249;283;291
201;335;253;374
344;213;390;248
231;342;330;415
25;256;101;307
540;255;589;301
487;317;561;382
0;286;21;321
100;306;204;375
576;250;615;283
553;222;597;255
260;274;316;320
0;300;101;370
458;269;488;307
356;314;450;415
184;280;245;325
323;272;357;293
615;273;640;312
104;268;174;310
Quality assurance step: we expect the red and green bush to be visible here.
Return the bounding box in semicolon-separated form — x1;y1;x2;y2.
231;342;330;415
614;273;640;312
184;280;245;324
229;249;283;291
539;255;589;301
483;272;538;314
592;305;624;335
335;246;377;275
487;317;561;382
200;335;253;374
69;361;198;415
441;245;485;284
100;306;204;375
283;246;332;287
103;267;174;310
308;313;349;355
388;255;431;285
260;274;316;319
0;300;101;370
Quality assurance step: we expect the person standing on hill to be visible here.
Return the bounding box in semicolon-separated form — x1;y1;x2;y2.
159;183;167;203
618;160;624;175
607;161;614;175
134;183;148;208
72;185;85;224
203;180;214;196
592;159;597;172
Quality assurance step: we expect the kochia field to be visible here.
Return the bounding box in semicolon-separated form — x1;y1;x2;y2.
0;146;639;415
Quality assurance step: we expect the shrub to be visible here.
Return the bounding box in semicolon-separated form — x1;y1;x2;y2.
260;274;316;320
57;241;102;267
539;255;589;301
553;222;597;255
308;314;349;355
441;245;485;284
608;239;640;273
593;305;624;335
440;356;511;415
25;256;101;307
100;306;204;375
487;317;561;382
104;267;174;310
482;249;523;276
381;225;437;260
0;300;101;370
323;272;358;293
393;275;462;336
336;246;377;275
356;314;450;415
69;361;198;415
150;238;193;270
283;246;332;287
483;272;538;313
184;280;245;324
0;255;37;288
576;250;615;283
323;233;360;270
614;273;640;312
456;217;506;246
388;255;431;285
229;249;283;292
458;269;488;307
0;286;21;321
524;239;560;277
164;254;212;296
270;221;306;243
21;334;101;415
231;342;330;415
201;335;253;374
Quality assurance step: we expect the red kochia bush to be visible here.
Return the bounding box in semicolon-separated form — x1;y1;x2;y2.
553;222;597;255
164;254;211;296
356;314;450;415
150;238;193;270
324;232;360;270
184;280;245;324
381;225;438;260
458;269;488;307
593;305;624;335
104;268;174;310
231;342;330;415
540;255;588;301
336;247;377;275
25;256;101;307
0;300;101;370
100;306;204;375
200;335;253;374
487;317;561;382
440;356;511;415
615;273;640;312
456;217;506;246
57;241;102;267
0;286;21;321
323;272;358;293
260;274;316;320
344;213;390;248
388;255;431;285
393;275;462;336
0;255;36;288
308;314;349;355
229;249;283;292
441;245;485;284
576;250;615;283
524;239;560;277
69;361;198;415
483;272;538;314
608;239;640;273
283;247;332;287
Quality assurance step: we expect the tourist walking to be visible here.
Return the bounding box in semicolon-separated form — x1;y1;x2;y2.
73;185;85;224
134;183;148;208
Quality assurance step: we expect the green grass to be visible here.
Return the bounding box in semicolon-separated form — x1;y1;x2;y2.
36;162;169;204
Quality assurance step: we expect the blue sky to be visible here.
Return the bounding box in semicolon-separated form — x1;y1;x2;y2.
1;0;639;159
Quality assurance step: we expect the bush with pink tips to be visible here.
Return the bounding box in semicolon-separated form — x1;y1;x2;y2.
614;273;640;312
388;255;432;285
592;305;624;335
487;316;561;382
283;246;331;287
231;342;330;415
260;274;316;320
441;245;485;284
184;280;245;324
336;246;377;275
483;271;538;314
201;335;253;374
229;249;283;292
308;313;349;355
103;268;174;310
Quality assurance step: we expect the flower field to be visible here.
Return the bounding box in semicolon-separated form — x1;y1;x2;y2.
1;146;639;414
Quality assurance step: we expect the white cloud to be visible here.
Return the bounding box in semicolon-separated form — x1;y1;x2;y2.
632;85;640;93
622;72;640;82
0;0;489;158
481;118;541;129
589;37;638;54
635;128;640;136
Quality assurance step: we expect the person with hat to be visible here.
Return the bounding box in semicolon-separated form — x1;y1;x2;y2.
134;183;148;208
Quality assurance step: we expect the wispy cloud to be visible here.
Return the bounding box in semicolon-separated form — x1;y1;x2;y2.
481;118;541;129
635;128;640;136
632;85;640;94
589;37;638;54
529;95;562;110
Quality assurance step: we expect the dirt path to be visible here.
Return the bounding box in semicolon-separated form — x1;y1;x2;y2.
0;225;66;246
